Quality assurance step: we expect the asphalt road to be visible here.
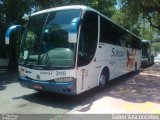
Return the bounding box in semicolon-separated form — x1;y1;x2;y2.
0;63;160;114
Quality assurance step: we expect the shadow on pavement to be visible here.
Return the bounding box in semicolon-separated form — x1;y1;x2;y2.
13;87;99;111
0;72;18;91
107;63;160;103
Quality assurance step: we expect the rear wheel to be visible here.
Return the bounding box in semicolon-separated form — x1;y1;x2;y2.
134;62;139;72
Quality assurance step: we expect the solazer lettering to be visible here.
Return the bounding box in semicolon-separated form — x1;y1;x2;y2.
111;48;125;57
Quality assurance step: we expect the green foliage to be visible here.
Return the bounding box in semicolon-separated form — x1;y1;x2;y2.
153;42;160;54
1;0;31;26
88;0;116;17
117;0;160;30
113;0;160;53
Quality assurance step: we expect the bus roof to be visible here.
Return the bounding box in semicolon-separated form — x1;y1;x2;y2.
31;5;89;16
142;40;151;43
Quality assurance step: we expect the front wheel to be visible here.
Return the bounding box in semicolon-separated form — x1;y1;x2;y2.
99;70;109;89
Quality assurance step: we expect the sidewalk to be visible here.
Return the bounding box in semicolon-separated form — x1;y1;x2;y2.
69;63;160;114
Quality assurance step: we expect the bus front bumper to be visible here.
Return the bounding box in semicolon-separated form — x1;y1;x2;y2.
19;77;77;95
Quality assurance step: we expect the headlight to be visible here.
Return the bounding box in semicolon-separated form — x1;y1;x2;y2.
54;77;74;82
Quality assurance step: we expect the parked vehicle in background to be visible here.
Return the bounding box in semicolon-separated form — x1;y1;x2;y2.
141;40;154;66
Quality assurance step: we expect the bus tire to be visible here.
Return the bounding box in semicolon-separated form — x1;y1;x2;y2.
134;62;138;72
99;68;109;89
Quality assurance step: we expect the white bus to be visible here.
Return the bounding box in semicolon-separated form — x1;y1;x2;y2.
5;5;142;95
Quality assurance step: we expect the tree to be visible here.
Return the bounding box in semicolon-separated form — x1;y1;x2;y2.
115;0;160;55
112;0;160;42
0;0;32;70
117;0;160;31
88;0;116;17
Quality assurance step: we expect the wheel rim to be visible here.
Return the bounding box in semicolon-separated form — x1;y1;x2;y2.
135;64;137;72
99;74;106;87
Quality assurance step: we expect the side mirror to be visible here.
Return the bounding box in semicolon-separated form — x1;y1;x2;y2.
68;17;81;43
5;25;22;45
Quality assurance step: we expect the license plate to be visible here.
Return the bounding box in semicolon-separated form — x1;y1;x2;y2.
33;85;43;90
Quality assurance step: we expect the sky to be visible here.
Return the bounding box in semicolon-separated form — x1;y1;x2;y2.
115;0;122;9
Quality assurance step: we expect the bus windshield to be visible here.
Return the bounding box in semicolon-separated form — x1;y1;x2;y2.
142;42;149;57
20;10;81;70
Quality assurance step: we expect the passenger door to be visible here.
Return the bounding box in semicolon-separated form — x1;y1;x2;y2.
77;11;99;93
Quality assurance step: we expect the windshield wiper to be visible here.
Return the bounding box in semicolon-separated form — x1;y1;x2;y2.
40;41;53;69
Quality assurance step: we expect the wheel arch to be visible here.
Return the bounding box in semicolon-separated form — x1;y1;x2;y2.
98;66;110;84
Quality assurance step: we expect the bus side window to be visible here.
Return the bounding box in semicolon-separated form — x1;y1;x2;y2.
100;16;122;46
100;17;109;43
119;37;127;47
